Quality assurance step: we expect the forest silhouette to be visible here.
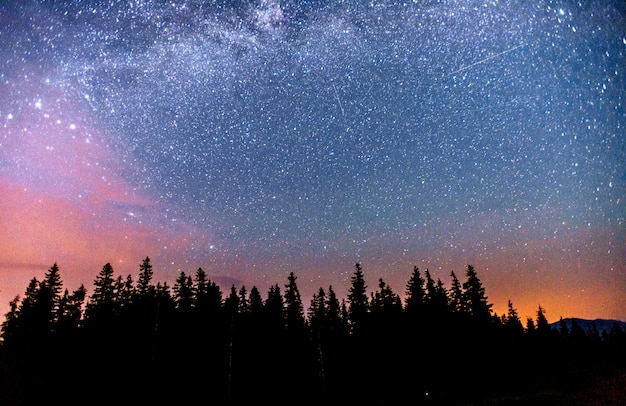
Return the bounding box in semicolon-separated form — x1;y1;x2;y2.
0;259;624;405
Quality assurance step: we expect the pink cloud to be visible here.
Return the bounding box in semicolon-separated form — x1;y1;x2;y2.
0;80;216;316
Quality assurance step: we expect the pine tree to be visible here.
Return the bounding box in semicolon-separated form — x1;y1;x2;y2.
340;299;349;326
347;262;368;331
193;268;208;307
1;296;21;347
204;279;224;316
136;256;154;298
238;286;250;315
193;269;224;318
461;265;492;322
432;278;449;314
116;275;135;312
326;286;344;334
57;285;86;332
525;317;536;334
173;271;193;312
153;281;174;319
536;305;551;337
371;278;402;316
404;266;426;317
20;263;65;337
249;286;263;315
155;282;173;302
224;285;239;318
85;263;116;323
20;278;39;318
20;278;39;317
0;278;42;376
37;263;64;328
265;284;284;329
449;271;464;313
284;272;305;332
504;300;524;338
308;287;327;334
14;278;39;341
424;269;436;306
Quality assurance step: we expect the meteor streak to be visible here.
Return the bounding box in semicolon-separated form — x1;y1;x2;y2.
332;83;345;116
448;43;526;76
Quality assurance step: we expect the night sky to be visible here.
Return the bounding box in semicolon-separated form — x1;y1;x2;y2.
1;0;624;322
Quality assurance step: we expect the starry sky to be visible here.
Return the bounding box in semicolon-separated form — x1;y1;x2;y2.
0;0;624;322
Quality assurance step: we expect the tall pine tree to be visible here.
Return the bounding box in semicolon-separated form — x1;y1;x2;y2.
85;263;116;324
404;266;426;317
136;256;154;298
347;262;368;332
461;265;492;322
449;271;464;314
284;272;305;332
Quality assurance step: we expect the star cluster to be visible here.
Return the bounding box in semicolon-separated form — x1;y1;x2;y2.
1;0;624;321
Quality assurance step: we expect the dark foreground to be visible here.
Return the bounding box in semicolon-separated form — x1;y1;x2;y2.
0;262;624;405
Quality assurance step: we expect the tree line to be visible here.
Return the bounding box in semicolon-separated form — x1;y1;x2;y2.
0;259;624;405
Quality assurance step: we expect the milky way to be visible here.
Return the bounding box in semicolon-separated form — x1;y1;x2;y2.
1;1;624;321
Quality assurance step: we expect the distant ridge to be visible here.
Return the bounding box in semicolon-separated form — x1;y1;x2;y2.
549;318;626;335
